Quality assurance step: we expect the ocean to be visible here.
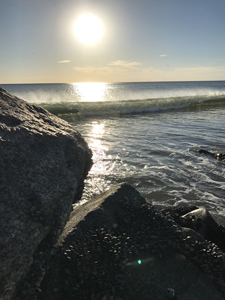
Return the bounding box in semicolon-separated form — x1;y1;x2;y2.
2;81;225;225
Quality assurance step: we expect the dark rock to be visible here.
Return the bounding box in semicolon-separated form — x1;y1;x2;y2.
59;182;146;244
181;227;206;244
0;88;92;300
161;205;198;221
166;287;176;299
178;208;225;252
36;183;225;300
196;149;225;161
161;206;225;252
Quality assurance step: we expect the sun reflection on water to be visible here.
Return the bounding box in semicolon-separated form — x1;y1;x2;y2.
89;122;108;174
82;121;117;199
71;82;108;102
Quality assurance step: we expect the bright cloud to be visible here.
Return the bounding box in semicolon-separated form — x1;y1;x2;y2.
159;55;167;57
108;60;142;67
57;60;71;63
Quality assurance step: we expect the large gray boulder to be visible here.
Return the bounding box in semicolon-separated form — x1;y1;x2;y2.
0;88;92;300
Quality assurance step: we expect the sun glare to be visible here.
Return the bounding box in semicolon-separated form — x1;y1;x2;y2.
75;14;104;44
72;82;108;101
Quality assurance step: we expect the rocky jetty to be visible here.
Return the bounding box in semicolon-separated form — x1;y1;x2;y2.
1;88;225;300
0;88;92;300
16;183;225;300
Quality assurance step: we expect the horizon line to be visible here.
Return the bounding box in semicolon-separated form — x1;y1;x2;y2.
1;79;225;85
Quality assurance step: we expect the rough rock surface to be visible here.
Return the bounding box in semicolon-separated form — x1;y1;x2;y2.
23;183;225;300
162;206;225;252
0;88;92;300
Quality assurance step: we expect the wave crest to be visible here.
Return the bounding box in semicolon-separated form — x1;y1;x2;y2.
39;95;225;119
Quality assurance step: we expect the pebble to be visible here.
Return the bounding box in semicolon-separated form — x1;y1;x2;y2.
175;253;186;262
167;288;175;299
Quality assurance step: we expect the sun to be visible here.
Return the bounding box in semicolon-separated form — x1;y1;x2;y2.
75;14;104;45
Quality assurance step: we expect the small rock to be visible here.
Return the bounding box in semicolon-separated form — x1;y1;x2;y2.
175;253;186;262
167;287;175;299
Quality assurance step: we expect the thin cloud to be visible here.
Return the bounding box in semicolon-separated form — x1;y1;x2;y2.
57;60;70;63
159;55;167;57
108;60;142;67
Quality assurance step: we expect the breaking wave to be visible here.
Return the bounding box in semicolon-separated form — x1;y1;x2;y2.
39;95;225;120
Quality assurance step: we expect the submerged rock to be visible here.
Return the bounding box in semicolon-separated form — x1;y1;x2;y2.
34;183;225;300
0;88;92;300
196;149;225;161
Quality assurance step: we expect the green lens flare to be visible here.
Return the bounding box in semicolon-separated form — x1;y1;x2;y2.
138;260;141;264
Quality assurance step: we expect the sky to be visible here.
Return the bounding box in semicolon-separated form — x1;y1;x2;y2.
0;0;225;84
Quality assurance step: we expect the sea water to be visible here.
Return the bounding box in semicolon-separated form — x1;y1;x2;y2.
2;81;225;225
